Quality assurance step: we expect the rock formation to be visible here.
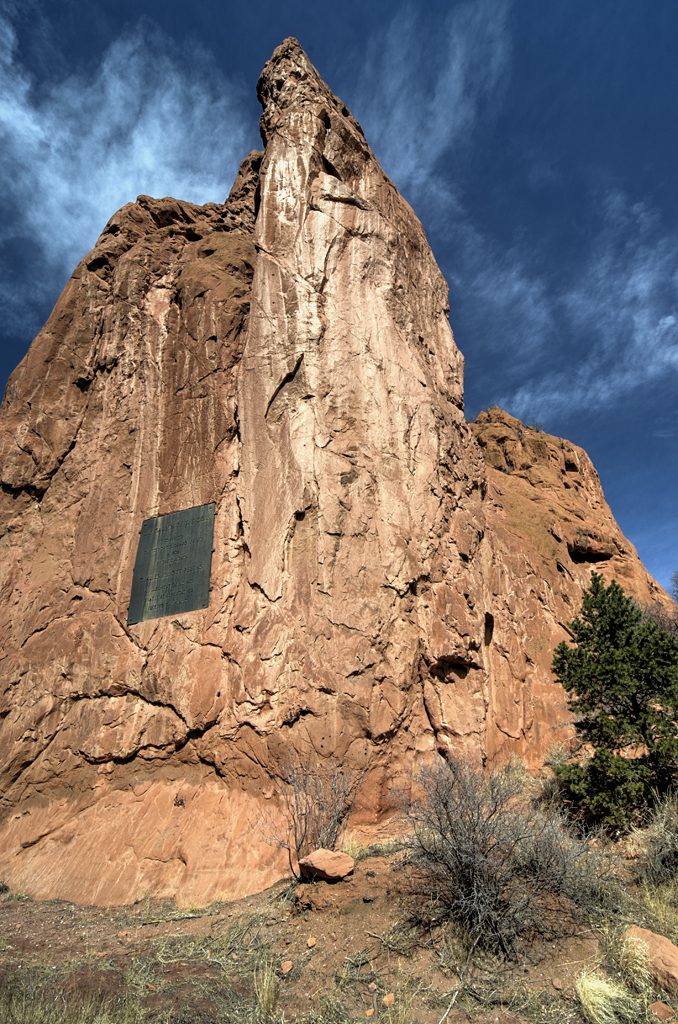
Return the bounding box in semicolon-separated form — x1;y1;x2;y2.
0;39;671;905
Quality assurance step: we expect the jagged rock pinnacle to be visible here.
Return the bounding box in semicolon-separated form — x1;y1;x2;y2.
257;37;366;144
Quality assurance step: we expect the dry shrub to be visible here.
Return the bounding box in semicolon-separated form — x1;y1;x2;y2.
407;758;612;957
634;790;678;886
267;756;364;879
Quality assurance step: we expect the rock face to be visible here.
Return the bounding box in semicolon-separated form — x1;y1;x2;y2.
0;39;671;906
472;407;668;765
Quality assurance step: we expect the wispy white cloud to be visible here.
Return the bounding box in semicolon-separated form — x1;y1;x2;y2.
499;192;678;418
350;0;511;212
0;14;255;335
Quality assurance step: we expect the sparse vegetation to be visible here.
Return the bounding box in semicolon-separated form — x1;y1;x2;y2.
266;757;364;879
601;926;653;996
552;572;678;830
8;751;678;1023
633;790;678;886
253;959;279;1024
405;757;608;957
0;973;147;1024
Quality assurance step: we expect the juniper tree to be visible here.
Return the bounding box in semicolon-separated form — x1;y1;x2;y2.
552;572;678;829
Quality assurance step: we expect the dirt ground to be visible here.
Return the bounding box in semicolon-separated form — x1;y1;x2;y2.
0;847;610;1023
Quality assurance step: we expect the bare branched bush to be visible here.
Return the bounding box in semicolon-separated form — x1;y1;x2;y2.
407;758;612;957
266;756;364;879
641;602;678;637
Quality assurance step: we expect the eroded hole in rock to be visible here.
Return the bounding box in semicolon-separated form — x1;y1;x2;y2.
430;657;471;682
568;540;613;564
570;549;611;564
322;155;341;180
340;466;358;486
86;254;109;274
484;612;494;645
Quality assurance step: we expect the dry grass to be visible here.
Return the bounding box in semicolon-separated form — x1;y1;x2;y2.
601;925;653;995
253;958;279;1024
0;979;147;1024
300;994;351;1024
510;988;583;1024
341;836;406;862
575;970;643;1024
631;878;678;943
151;909;271;974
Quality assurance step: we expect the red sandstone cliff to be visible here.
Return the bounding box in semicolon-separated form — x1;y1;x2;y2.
0;39;671;905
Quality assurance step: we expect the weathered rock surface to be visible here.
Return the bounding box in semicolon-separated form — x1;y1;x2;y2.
627;926;678;996
649;1002;676;1022
298;849;355;883
0;39;672;905
472;408;668;764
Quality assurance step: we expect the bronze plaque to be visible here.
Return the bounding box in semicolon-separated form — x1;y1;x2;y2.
128;503;215;625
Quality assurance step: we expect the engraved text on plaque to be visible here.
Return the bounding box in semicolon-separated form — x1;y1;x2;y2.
128;503;216;625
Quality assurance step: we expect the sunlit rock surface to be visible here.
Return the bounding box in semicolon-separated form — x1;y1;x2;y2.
0;39;670;905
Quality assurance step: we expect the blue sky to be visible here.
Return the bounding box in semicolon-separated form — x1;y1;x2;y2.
1;0;676;591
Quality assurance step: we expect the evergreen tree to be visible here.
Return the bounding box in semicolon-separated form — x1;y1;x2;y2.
552;572;678;829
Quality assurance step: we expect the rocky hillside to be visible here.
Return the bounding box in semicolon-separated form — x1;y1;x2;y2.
0;39;670;906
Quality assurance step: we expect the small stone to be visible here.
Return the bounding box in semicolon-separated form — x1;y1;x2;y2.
281;960;294;975
649;1002;676;1022
307;935;317;948
382;993;395;1007
551;976;565;991
363;895;374;903
365;1011;375;1019
368;982;377;992
366;870;376;878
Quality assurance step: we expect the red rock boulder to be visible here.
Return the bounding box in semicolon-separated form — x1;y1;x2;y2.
298;849;355;883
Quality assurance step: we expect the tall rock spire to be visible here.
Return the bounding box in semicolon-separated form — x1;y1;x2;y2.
0;40;670;906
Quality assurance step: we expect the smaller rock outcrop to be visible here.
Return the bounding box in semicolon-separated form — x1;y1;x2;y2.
472;407;672;765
